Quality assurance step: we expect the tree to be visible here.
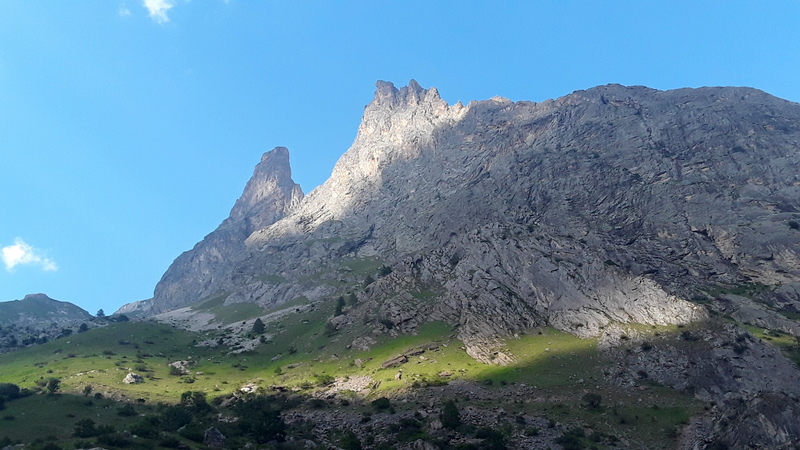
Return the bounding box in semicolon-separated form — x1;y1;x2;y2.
0;383;20;400
82;385;93;397
78;323;89;333
96;309;105;318
440;400;462;430
73;418;98;438
334;297;346;316
46;378;61;394
252;318;266;334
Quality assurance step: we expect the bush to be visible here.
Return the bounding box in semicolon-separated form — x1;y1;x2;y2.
582;392;603;409
334;297;346;316
0;383;20;400
252;318;266;334
440;400;461;430
73;419;99;438
46;378;61;394
336;429;363;450
158;436;181;448
97;432;131;447
117;404;137;417
178;422;205;443
315;374;335;387
371;397;391;411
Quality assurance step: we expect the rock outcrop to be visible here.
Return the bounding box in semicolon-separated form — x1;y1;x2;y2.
146;147;303;313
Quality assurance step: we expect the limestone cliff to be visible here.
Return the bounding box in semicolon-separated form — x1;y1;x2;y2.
118;81;800;447
140;82;800;347
146;146;303;314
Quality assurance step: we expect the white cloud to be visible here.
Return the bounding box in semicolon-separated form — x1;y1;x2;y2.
119;7;132;17
143;0;175;23
2;238;58;272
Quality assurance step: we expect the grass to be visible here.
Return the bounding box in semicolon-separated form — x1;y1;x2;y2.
0;318;701;449
0;393;155;443
740;324;800;365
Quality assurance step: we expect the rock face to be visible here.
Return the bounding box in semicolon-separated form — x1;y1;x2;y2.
146;147;303;314
126;80;800;447
139;81;799;349
122;372;144;384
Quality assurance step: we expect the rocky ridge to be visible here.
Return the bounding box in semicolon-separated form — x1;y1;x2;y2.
139;81;798;352
111;80;800;448
141;147;303;315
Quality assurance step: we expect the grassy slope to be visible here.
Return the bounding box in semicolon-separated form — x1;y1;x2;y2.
0;311;703;449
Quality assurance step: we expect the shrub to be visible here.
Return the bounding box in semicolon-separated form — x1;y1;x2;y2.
117;404;137;417
158;436;181;448
334;297;346;316
371;397;391;411
252;318;266;334
788;220;799;230
0;383;20;399
440;400;462;430
73;418;99;438
335;429;363;450
582;392;603;409
46;378;61;394
315;374;335;387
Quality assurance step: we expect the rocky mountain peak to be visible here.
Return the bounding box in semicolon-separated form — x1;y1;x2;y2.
145;147;304;314
228;146;303;234
22;293;52;301
371;79;443;109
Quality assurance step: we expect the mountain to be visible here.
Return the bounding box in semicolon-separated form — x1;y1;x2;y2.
139;81;799;347
122;147;304;316
0;293;95;352
0;293;92;326
117;81;800;447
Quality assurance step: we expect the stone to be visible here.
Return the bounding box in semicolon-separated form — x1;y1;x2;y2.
204;427;226;449
122;372;143;384
381;355;408;369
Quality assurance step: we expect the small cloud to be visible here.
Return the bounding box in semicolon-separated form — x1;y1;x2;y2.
143;0;175;23
2;238;58;272
119;6;132;17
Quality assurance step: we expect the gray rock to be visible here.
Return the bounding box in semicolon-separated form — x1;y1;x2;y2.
204;427;226;448
130;81;800;447
122;372;143;384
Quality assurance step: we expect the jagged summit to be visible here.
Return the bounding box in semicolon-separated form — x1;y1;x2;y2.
100;81;800;448
371;79;443;108
228;146;303;234
146;146;303;314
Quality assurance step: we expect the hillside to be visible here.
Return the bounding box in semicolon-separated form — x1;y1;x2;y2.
0;294;92;326
44;81;800;447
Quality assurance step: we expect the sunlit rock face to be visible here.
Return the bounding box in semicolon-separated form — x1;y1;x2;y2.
148;146;303;314
144;81;800;348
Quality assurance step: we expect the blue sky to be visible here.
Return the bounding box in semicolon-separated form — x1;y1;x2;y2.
1;1;799;315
